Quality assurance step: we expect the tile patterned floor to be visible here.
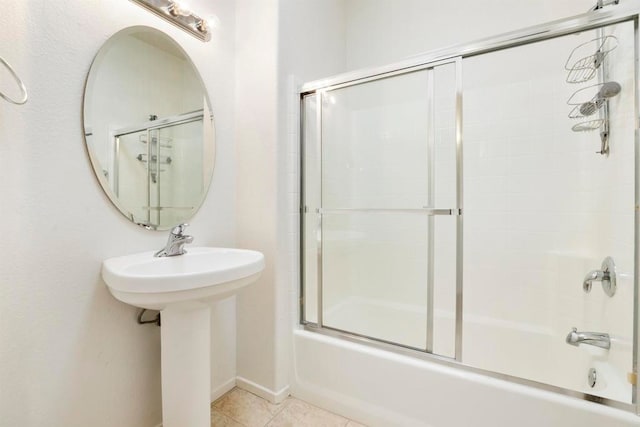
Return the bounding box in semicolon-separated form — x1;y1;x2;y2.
211;388;367;427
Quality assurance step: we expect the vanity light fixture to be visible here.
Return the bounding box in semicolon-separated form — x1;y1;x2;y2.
129;0;211;42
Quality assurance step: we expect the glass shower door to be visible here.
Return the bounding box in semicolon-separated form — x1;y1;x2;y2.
321;71;431;350
154;119;204;227
115;130;149;225
461;20;635;402
303;62;459;355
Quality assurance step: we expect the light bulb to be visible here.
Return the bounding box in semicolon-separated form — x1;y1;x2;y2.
195;19;209;34
167;1;190;17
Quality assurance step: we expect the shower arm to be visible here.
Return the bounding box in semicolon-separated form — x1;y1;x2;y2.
592;0;619;11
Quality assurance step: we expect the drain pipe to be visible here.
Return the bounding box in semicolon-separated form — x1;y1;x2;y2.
137;309;161;326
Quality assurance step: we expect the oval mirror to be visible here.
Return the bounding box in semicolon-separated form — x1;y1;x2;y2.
83;26;215;230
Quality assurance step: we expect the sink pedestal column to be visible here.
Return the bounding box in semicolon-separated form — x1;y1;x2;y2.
160;303;211;427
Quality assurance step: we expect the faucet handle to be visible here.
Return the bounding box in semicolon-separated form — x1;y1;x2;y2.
582;257;617;297
566;327;577;345
171;223;189;235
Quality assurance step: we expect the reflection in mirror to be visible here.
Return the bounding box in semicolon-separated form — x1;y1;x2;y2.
83;26;215;230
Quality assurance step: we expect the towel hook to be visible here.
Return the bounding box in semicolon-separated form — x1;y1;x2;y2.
0;55;28;105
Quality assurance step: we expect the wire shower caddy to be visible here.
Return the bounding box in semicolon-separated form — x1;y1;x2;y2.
565;34;620;155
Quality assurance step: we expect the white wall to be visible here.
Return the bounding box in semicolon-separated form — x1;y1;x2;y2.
0;1;236;426
343;0;598;70
233;0;346;401
278;0;347;397
234;0;282;397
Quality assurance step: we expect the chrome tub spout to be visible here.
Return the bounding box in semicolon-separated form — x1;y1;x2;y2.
565;327;610;350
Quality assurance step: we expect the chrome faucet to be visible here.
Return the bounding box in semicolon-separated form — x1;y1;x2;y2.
154;223;193;257
583;270;606;291
565;327;610;350
582;256;616;297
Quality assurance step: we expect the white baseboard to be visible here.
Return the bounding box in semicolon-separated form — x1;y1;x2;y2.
236;376;290;404
211;377;237;402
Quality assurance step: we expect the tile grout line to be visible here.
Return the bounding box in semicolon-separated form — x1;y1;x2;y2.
210;392;248;427
210;388;294;427
211;407;247;427
210;404;239;426
263;396;293;426
212;388;364;426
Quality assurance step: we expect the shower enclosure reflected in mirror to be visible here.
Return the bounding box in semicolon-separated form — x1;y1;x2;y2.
83;26;215;230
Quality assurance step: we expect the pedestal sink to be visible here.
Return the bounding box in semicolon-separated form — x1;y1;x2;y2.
102;247;264;427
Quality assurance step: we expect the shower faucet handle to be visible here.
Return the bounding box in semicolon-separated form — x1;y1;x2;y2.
582;256;616;297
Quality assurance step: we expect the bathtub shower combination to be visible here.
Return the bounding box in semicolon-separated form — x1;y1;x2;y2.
299;4;640;415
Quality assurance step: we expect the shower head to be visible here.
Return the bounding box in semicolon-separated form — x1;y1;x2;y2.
574;82;621;119
579;101;598;116
579;98;605;117
597;81;621;99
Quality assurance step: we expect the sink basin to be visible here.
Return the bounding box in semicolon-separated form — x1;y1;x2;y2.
102;246;264;427
102;247;265;310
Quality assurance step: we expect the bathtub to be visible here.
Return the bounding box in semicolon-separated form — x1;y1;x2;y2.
292;297;638;426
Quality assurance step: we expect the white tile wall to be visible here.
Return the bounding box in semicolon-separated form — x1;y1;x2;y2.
462;21;635;401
